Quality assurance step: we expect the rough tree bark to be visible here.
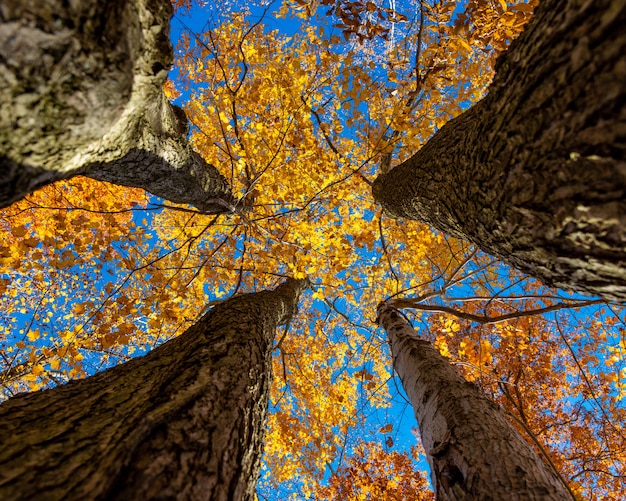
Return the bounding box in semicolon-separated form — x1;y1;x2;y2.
377;303;571;501
372;0;626;300
0;278;309;501
0;0;235;213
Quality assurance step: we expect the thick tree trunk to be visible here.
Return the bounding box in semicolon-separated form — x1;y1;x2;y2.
372;0;626;300
0;278;309;501
0;0;234;213
377;304;571;501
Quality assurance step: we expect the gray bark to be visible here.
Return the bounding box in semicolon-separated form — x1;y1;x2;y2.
377;304;571;501
372;0;626;300
0;0;234;213
0;278;309;501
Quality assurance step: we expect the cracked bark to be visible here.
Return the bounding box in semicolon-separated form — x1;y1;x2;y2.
0;278;309;501
0;0;234;213
372;0;626;300
377;304;571;501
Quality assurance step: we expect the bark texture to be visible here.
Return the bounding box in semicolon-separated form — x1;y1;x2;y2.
372;0;626;300
0;0;234;213
377;304;571;501
0;278;309;501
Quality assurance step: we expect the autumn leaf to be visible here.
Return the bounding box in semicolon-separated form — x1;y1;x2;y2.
2;1;624;499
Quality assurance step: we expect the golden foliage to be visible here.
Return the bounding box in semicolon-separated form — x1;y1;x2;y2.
2;1;624;499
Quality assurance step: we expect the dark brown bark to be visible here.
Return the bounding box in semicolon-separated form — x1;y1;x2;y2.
377;303;571;501
372;0;626;300
0;278;309;501
0;0;234;213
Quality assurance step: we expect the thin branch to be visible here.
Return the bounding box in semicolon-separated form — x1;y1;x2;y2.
389;298;605;325
232;227;248;295
554;317;626;444
503;409;577;501
377;212;401;288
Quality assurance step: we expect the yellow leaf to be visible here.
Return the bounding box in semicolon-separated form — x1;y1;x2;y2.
11;225;27;237
23;237;39;248
379;423;393;434
511;3;535;13
457;38;472;51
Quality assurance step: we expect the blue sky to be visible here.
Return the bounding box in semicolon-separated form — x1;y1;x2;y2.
167;2;432;494
1;0;624;499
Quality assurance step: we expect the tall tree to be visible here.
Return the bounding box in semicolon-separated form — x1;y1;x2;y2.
1;1;624;498
372;0;626;300
0;0;234;213
376;302;572;500
0;277;309;501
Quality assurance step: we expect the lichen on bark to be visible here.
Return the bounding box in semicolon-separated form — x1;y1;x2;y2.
0;0;234;213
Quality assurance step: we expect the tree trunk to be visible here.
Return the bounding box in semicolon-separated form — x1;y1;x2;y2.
372;0;626;300
0;0;234;213
0;278;309;501
377;304;571;501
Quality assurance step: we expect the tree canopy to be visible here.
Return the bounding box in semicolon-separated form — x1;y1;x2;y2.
1;0;624;499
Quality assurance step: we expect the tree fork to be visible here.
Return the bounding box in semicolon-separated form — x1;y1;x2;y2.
0;278;309;501
373;0;626;300
377;303;572;501
0;0;234;213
